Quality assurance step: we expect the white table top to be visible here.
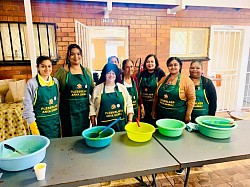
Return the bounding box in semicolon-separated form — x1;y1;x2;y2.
0;132;179;187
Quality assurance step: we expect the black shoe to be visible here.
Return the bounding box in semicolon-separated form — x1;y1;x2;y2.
175;168;185;175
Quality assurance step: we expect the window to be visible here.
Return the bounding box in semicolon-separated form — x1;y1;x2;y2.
0;22;58;65
170;28;209;59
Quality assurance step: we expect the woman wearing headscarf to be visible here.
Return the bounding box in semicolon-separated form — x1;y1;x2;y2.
152;57;196;123
90;63;133;131
23;56;60;138
54;44;94;137
189;60;217;122
139;54;165;125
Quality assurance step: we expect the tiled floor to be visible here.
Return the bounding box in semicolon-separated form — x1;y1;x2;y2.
84;113;250;187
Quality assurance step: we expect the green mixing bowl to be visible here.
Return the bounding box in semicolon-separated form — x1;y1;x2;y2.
195;116;237;139
156;119;186;137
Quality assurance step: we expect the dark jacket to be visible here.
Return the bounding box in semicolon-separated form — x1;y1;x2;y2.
139;68;166;86
199;76;217;115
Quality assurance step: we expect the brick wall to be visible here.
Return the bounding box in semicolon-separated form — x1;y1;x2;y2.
1;0;250;79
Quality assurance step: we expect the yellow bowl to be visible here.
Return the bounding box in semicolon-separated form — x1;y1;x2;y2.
125;122;156;142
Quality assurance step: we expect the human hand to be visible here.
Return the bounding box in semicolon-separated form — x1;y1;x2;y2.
140;105;145;119
185;114;191;124
151;111;156;119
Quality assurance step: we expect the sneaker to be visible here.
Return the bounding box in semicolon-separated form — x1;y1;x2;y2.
175;168;185;175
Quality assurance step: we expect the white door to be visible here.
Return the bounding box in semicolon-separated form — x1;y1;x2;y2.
75;20;92;70
243;43;250;108
208;25;250;111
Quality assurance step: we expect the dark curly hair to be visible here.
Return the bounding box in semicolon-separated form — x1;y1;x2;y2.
143;54;159;70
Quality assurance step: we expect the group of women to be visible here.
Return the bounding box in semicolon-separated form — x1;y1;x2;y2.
23;44;217;142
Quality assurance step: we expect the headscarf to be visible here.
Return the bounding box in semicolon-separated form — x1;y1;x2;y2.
97;63;121;84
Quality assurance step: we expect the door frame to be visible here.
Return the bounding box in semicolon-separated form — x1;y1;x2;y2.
208;25;250;111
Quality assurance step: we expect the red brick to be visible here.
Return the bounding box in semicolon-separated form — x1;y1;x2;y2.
61;28;75;33
62;37;75;42
61;18;74;23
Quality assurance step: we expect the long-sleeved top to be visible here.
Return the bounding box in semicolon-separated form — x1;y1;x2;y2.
139;68;166;88
54;65;94;94
153;74;196;117
23;76;59;125
89;82;134;117
195;76;217;115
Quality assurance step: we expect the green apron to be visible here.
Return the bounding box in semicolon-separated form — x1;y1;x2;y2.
97;84;126;132
34;75;60;138
123;77;138;121
157;74;186;122
140;73;157;124
60;65;90;137
191;78;209;122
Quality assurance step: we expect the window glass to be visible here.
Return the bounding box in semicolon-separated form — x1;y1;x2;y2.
170;28;209;58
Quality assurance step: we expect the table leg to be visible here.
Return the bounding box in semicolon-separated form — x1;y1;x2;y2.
184;167;191;187
151;173;158;187
134;176;149;187
134;174;158;187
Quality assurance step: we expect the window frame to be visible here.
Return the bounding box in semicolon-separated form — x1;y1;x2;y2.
170;27;209;60
0;22;59;66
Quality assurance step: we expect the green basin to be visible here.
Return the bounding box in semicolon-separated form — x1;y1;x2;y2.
156;119;186;137
195;116;237;139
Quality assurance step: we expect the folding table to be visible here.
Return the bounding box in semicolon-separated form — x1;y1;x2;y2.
154;120;250;187
0;132;179;187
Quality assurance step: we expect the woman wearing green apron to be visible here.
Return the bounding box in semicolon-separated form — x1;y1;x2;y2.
121;59;142;121
189;60;217;122
152;57;195;124
139;54;165;125
90;63;134;131
156;74;187;121
23;56;60;138
152;57;195;175
55;44;94;137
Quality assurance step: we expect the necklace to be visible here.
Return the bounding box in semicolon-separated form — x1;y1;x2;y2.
167;74;178;85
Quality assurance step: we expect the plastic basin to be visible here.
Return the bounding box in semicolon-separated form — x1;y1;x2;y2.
156;119;186;137
0;135;50;171
125;122;155;142
196;116;237;139
82;126;115;148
